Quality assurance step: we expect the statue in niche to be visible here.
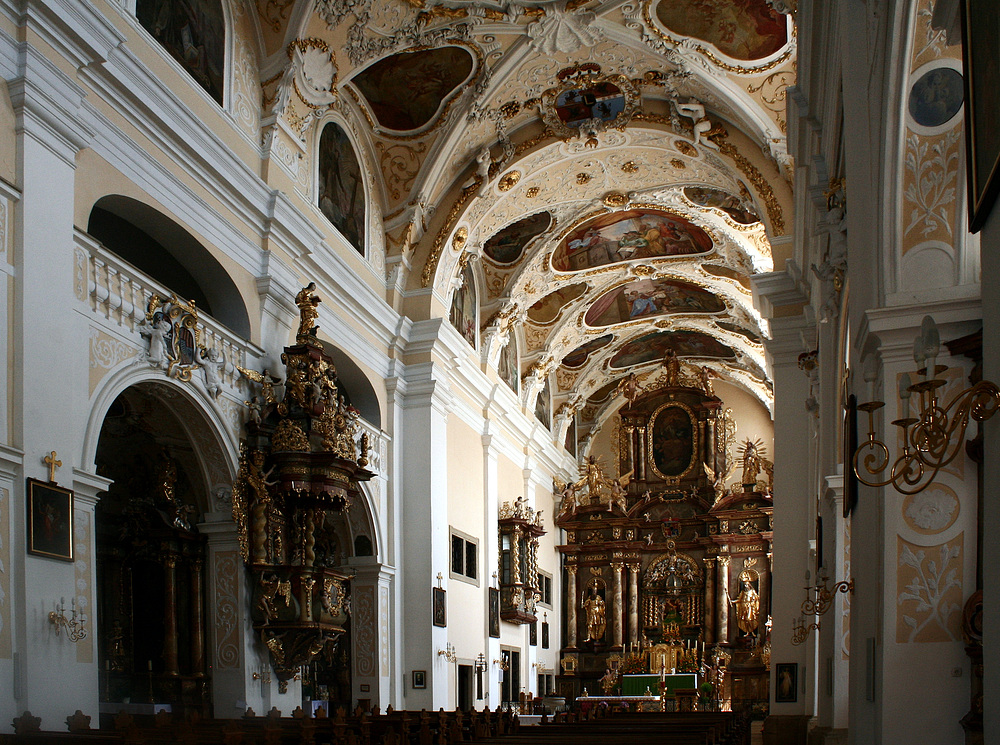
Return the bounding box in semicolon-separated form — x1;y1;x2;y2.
582;587;606;642
731;570;760;637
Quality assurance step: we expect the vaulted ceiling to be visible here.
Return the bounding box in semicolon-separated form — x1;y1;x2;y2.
254;0;795;449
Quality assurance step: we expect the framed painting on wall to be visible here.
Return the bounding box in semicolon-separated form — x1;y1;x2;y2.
432;587;447;627
412;670;426;689
489;587;501;638
962;0;1000;232
775;663;798;703
27;478;74;561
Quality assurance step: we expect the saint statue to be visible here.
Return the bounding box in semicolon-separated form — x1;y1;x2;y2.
582;588;606;643
741;440;762;486
663;348;681;387
295;282;322;340
733;571;760;636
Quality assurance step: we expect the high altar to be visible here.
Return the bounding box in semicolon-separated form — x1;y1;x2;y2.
556;353;771;714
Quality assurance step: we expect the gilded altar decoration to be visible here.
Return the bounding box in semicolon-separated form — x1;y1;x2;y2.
498;498;546;624
231;283;373;691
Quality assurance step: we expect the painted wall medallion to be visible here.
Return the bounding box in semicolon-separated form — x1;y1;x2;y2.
449;263;477;348
609;330;736;369
352;47;475;132
908;67;964;129
654;0;788;61
136;0;225;104
584;278;725;327
552;209;712;272
527;282;589;324
483;212;552;264
318;123;365;254
684;186;760;224
562;334;614;368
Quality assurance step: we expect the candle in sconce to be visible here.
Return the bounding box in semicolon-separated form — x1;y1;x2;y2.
148;659;153;672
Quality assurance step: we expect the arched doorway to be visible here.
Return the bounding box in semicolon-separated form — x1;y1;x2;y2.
94;383;223;714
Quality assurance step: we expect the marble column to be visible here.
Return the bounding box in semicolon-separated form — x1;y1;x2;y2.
163;555;179;676
628;564;639;646
703;557;716;643
190;558;205;676
717;556;730;644
611;562;624;649
566;566;578;649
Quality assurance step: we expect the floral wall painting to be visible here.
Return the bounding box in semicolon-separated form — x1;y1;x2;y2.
908;67;964;129
483;212;552;264
318;123;365;254
528;283;589;325
136;0;225;104
896;534;963;643
498;334;519;394
654;0;788;61
584;278;725;327
901;485;960;535
609;330;736;369
551;210;712;272
562;334;614;368
352;47;474;131
535;377;552;430
684;186;760;224
449;263;477;348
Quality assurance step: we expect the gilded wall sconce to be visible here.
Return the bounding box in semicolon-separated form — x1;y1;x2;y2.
49;598;87;643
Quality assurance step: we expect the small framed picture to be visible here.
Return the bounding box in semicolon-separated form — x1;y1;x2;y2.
542;621;550;649
489;587;500;638
775;663;798;703
529;621;538;646
412;670;426;689
432;587;446;627
27;478;74;561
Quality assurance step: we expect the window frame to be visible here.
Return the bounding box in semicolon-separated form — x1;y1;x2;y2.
449;527;480;586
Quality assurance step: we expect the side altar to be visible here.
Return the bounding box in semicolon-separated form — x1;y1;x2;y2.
556;352;771;715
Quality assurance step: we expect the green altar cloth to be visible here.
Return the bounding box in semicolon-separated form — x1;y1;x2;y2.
621;673;697;696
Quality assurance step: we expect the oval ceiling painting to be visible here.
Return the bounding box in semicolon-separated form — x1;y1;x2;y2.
552;209;712;272
684;186;760;225
527;282;589;325
562;334;614;368
703;263;751;289
585;278;725;327
655;0;788;61
352;47;474;131
483;212;552;264
717;320;761;344
609;330;736;369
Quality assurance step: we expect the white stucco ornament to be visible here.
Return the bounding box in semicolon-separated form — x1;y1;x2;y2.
293;42;338;107
526;1;603;55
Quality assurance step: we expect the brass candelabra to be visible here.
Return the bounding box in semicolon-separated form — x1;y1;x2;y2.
853;316;1000;495
801;576;854;617
49;598;87;643
438;642;457;662
790;616;820;646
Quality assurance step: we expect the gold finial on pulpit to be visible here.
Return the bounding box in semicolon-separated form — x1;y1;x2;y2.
43;451;62;483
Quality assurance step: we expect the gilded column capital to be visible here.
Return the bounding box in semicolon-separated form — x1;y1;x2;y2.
567;565;577;576
718;555;730;569
703;556;716;566
611;561;624;572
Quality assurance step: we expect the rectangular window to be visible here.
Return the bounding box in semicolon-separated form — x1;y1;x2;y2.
449;528;479;584
538;571;553;607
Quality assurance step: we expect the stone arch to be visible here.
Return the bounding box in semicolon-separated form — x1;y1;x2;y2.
87;195;251;338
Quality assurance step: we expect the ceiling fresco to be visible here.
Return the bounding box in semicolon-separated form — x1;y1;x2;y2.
351;46;475;131
562;334;615;368
483;212;553;265
255;0;797;455
527;282;589;325
609;330;736;369
654;0;789;61
584;278;726;327
551;209;714;272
